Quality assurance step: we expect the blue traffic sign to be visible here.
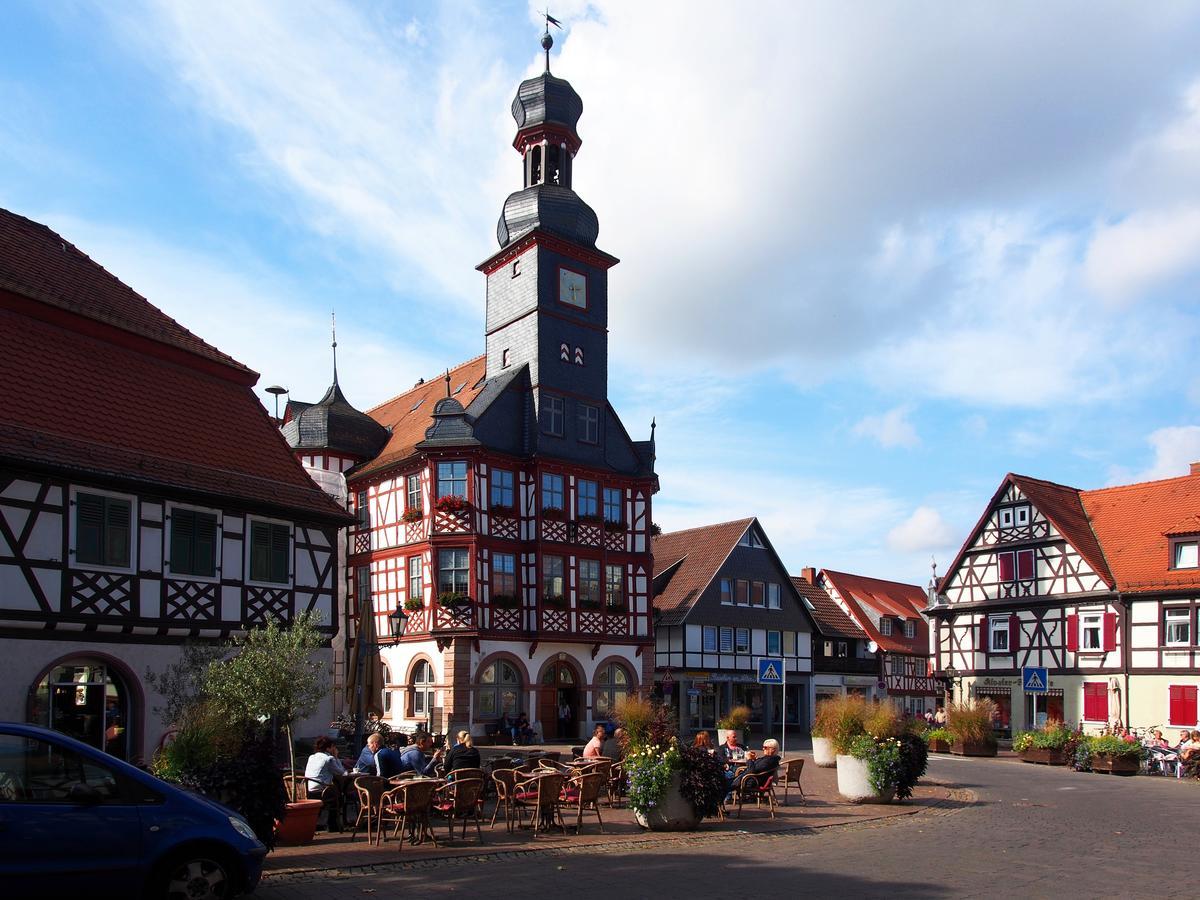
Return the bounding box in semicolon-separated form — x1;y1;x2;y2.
1022;666;1048;693
757;657;784;685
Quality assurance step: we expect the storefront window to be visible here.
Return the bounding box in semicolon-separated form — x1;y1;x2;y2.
32;661;131;761
593;663;632;721
476;660;522;717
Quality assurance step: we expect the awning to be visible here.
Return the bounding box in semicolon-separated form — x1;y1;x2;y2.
344;606;384;717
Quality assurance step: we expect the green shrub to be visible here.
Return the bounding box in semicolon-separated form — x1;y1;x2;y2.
1087;734;1145;759
1012;731;1035;753
815;695;870;754
864;701;904;740
923;727;953;744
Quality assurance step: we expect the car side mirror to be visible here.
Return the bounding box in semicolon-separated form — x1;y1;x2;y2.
68;782;103;805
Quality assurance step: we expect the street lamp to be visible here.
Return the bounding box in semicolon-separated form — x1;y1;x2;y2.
388;606;409;639
942;665;960;703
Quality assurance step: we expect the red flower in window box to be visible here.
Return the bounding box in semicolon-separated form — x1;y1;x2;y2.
403;598;424;612
401;507;423;523
434;495;470;514
541;506;565;521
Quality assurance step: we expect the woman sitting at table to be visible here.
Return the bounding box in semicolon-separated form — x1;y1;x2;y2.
444;730;481;775
693;732;715;754
303;735;347;831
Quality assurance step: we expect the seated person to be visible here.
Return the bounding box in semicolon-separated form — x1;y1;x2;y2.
1182;730;1200;762
398;731;443;776
715;731;745;768
692;731;715;754
515;714;535;745
374;740;407;778
496;712;515;744
582;724;607;759
602;727;627;761
724;739;781;798
303;735;347;831
353;732;382;773
444;730;482;774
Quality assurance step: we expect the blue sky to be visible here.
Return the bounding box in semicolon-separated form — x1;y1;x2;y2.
4;1;1200;585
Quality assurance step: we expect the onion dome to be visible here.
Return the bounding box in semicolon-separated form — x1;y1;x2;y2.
281;380;389;460
497;184;599;248
511;73;583;142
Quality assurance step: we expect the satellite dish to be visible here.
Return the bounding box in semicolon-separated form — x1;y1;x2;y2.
867;640;879;654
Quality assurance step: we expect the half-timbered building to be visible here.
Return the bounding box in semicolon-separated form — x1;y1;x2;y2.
790;575;882;705
652;519;815;737
930;467;1200;734
0;208;351;763
283;53;657;742
807;568;937;717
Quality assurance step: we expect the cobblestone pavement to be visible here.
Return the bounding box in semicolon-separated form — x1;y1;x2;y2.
254;755;1197;899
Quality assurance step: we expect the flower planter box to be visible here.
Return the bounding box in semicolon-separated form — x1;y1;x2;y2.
951;739;997;757
811;736;837;768
1090;753;1139;776
1019;747;1069;766
835;754;895;804
634;772;701;831
927;738;951;754
275;799;324;846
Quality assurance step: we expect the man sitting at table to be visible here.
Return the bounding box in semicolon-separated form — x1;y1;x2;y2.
398;731;443;776
716;730;745;767
373;739;406;778
353;732;382;773
724;739;781;800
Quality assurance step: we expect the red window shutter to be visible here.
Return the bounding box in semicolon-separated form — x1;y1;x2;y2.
1083;683;1108;722
1065;614;1078;652
1017;549;1034;580
997;552;1014;582
1170;685;1198;726
1009;614;1020;650
976;618;986;650
1102;612;1117;652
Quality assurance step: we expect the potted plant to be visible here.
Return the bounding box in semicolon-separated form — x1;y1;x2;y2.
401;507;423;523
716;705;751;747
437;591;471;608
403;597;424;613
1015;721;1075;765
812;694;867;768
603;519;627;533
490;503;515;518
542;593;568;610
923;728;953;754
203;611;329;846
1086;734;1144;775
433;494;469;513
946;699;998;756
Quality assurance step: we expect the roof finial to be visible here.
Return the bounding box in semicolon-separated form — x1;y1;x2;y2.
541;9;562;72
331;310;339;384
651;417;656;440
444;368;452;398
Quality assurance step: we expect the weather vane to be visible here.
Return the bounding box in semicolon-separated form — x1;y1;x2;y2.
540;9;563;72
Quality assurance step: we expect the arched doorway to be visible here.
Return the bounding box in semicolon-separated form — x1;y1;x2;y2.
30;659;133;761
539;658;580;740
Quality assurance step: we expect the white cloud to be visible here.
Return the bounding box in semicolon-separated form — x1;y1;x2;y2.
887;506;957;554
852;406;920;449
1084;207;1200;303
1130;425;1200;482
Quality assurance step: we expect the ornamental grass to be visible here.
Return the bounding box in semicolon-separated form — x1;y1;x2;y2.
945;698;998;744
813;694;870;754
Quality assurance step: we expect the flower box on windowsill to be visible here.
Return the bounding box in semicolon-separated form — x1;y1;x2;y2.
401;508;423;523
542;595;568;610
578;514;603;526
403;598;424;613
579;599;602;610
602;520;627;534
437;592;472;608
490;505;515;518
434;496;470;514
605;602;625;614
491;594;520;609
541;506;565;521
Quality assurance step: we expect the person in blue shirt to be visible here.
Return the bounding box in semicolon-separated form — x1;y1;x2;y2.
375;742;407;778
398;731;443;776
353;733;381;773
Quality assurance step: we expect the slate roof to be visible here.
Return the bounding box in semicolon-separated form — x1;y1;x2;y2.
819;569;928;655
651;518;755;626
1080;471;1200;593
0;210;349;522
280;378;390;459
511;72;584;137
791;575;866;640
497;184;600;249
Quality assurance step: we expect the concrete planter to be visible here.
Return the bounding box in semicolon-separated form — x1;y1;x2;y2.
634;772;701;831
1019;747;1069;766
951;739;997;757
1091;753;1139;775
811;736;837;768
836;754;895;804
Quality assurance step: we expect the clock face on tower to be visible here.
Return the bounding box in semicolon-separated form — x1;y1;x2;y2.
558;267;587;309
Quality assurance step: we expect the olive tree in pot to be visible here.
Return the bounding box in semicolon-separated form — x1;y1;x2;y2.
204;611;329;846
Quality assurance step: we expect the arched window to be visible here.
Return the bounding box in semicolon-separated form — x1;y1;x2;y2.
477;660;523;717
593;662;632;721
31;659;132;761
381;663;392;715
410;660;435;718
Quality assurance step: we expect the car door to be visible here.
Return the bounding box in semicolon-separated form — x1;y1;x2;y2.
0;731;143;897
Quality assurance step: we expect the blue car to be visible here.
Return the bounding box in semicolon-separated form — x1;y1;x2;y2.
0;721;266;899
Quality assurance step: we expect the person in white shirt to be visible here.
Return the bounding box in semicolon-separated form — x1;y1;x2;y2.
303;735;347;831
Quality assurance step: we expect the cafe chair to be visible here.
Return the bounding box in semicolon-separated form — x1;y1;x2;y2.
378;778;441;850
559;771;605;834
513;771;566;836
490;768;519;832
779;758;806;806
433;777;484;842
348;776;389;844
735;773;777;819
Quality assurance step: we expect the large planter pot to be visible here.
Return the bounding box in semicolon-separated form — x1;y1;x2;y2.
633;772;701;831
1020;747;1069;766
927;738;951;754
275;799;324;846
811;736;837;768
836;754;895;804
1090;753;1140;776
951;739;997;757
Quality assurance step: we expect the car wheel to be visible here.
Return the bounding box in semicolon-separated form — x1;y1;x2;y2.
154;852;235;900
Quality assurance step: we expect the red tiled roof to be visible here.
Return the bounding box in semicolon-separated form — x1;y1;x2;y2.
820;569;928;655
1080;471;1200;593
355;356;489;478
0;208;251;375
791;575;865;640
1012;474;1114;587
651;519;755;621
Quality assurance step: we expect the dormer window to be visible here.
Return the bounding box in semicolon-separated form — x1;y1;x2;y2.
903;620;915;639
880;618;893;637
1173;538;1199;570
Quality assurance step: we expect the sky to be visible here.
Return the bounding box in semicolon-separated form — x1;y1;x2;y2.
3;0;1200;586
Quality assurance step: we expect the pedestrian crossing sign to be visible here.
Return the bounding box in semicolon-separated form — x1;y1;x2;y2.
757;658;784;685
1022;666;1048;693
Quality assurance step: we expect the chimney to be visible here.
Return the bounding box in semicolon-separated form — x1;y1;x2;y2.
1191;461;1200;477
800;566;817;585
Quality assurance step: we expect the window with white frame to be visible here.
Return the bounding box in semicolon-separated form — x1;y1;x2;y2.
767;583;781;609
738;528;765;548
408;556;423;603
356;490;370;529
823;640;833;657
989;617;1009;652
836;641;848;658
578;403;600;444
406;473;422;512
903;619;916;639
751;582;765;607
542;555;565;600
74;490;133;569
170;506;218;578
719;627;733;653
541;473;564;511
735;628;750;653
411;660;435;716
736;580;750;605
605;564;623;609
491;469;514;509
1165;607;1192;646
578;559;601;605
541;395;564;436
767;630;782;655
438;548;469;597
720;578;733;604
1173;539;1199;570
492;552;516;601
437;461;467;499
880;618;893;637
355;565;370;610
702;626;718;652
1015;504;1031;526
1080;612;1103;651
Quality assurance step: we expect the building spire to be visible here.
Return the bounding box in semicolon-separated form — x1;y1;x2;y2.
331;310;339;384
541;9;562;72
444;368;452;398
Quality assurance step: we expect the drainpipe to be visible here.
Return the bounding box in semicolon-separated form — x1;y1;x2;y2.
1120;592;1131;728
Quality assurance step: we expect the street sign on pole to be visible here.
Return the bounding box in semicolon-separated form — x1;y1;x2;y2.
662;669;674;695
757;658;784;685
1022;667;1048;693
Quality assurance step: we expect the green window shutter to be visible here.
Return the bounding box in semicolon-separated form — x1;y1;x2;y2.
250;521;270;582
104;498;131;567
269;524;290;583
171;509;195;574
194;513;217;577
76;493;105;564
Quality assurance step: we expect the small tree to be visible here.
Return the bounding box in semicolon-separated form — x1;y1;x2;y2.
204;610;328;786
145;642;224;726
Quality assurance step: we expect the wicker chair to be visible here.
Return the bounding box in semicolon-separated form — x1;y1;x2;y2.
348;775;390;844
433;777;484;842
778;758;806;806
734;772;777;819
513;771;566;836
538;758;574;775
606;761;626;807
559;771;605;833
490;768;519;832
378;779;442;849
